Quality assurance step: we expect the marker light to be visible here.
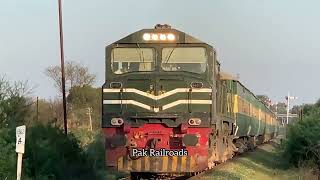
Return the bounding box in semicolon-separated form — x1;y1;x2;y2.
111;118;124;126
167;33;175;41
143;33;151;41
110;82;122;88
151;34;159;40
191;82;203;88
188;118;201;126
159;34;167;40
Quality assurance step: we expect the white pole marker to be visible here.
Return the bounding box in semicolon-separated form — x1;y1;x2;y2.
16;125;26;180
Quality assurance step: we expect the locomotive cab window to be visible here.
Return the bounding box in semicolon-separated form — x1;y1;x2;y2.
161;47;207;73
111;48;155;74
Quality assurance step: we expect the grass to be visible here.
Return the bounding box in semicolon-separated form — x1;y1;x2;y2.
194;140;319;180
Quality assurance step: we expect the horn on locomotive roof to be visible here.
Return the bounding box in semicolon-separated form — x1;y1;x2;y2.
154;24;172;29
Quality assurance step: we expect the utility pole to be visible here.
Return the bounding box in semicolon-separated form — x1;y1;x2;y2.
286;92;290;125
36;97;39;121
57;0;68;135
299;107;303;121
86;107;93;131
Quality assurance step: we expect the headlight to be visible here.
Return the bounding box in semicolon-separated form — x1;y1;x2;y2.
159;34;167;40
151;34;159;40
188;118;201;126
111;118;124;126
142;33;176;41
143;33;151;41
167;33;175;41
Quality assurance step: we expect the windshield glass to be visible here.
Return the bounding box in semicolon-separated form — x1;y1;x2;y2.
111;48;155;74
161;47;207;73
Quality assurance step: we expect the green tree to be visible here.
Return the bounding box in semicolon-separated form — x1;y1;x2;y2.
67;86;101;109
303;104;316;116
0;128;16;180
27;98;58;125
276;102;287;114
0;79;32;128
24;124;99;180
67;86;101;129
284;103;320;170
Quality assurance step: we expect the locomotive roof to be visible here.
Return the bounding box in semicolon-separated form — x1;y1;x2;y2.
113;24;208;45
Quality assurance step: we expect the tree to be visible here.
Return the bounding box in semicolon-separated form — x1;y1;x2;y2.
24;124;99;180
315;98;320;108
285;106;320;170
0;78;33;128
276;102;287;114
303;104;316;116
45;61;96;95
291;105;301;114
67;86;102;129
67;86;101;109
0;128;16;179
27;98;59;125
0;77;34;179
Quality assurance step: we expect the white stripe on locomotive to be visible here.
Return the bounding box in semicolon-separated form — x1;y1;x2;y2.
103;88;212;100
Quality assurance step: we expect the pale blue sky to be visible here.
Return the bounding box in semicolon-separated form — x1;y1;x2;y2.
1;0;320;105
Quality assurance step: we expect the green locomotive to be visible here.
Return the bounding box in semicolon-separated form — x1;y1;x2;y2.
102;24;278;178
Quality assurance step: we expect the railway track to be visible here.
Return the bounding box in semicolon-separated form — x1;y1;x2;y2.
120;168;213;180
118;177;130;180
122;171;206;180
119;139;281;180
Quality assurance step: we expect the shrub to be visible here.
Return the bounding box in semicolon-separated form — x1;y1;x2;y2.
23;124;98;180
284;107;320;169
0;128;16;180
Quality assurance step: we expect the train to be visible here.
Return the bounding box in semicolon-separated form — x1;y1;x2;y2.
102;24;279;179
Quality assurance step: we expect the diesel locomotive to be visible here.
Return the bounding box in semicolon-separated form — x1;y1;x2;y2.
102;24;278;178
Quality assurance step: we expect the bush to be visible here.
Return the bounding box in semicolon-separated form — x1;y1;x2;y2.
84;132;128;180
0;128;16;180
284;107;320;169
23;124;99;180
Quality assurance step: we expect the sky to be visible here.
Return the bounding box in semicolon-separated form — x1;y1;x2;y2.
1;0;320;105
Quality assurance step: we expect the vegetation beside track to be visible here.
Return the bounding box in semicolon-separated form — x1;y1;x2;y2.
191;141;318;180
284;104;320;171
